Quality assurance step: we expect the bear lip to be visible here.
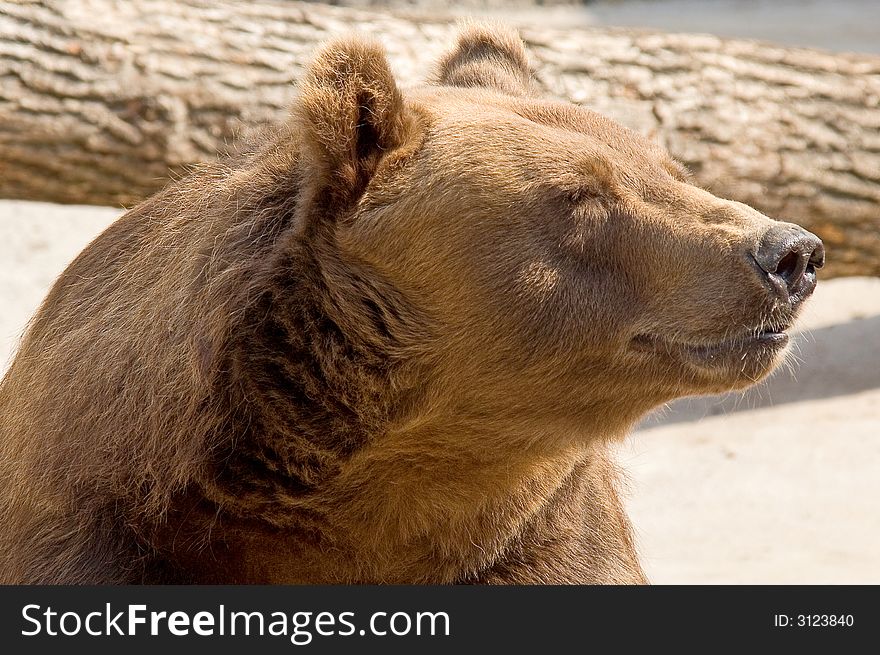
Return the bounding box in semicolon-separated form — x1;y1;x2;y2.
631;329;790;364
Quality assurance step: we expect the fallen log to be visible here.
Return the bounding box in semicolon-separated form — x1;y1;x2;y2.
1;0;878;276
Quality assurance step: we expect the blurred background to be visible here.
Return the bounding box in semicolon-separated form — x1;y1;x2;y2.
1;0;878;583
336;0;880;53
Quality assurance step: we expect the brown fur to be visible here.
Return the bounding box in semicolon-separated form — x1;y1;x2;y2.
0;26;817;584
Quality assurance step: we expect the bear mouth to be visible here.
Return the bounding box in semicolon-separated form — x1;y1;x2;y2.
631;328;790;367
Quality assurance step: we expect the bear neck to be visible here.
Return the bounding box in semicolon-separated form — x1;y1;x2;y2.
189;240;636;583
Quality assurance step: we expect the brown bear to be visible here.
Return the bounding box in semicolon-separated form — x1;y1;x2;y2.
0;25;823;584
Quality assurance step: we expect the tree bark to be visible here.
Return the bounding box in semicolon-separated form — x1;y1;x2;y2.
1;0;878;277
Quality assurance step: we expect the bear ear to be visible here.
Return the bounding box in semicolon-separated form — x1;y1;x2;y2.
433;23;532;96
293;36;413;213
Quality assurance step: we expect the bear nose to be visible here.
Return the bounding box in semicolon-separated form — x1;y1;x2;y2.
754;224;825;302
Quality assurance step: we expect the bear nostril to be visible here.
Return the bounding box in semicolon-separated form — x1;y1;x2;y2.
809;242;826;271
775;250;803;284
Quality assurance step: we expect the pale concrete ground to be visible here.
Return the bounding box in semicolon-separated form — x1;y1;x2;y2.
0;201;121;372
626;276;880;584
1;199;878;583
